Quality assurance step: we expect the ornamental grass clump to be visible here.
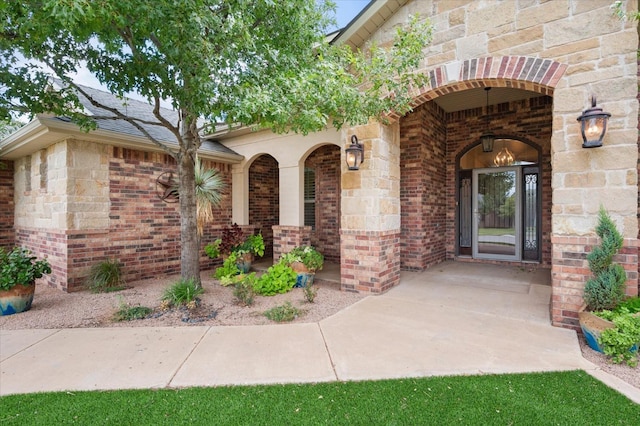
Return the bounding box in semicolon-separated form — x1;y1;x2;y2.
162;278;204;308
86;259;125;293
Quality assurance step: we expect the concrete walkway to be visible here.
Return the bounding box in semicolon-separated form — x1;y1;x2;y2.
1;262;638;403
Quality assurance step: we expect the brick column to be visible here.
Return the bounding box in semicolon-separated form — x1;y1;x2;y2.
551;236;639;330
340;122;402;293
272;225;311;262
0;160;14;250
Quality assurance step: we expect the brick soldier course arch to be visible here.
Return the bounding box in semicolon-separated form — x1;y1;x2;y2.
386;56;566;122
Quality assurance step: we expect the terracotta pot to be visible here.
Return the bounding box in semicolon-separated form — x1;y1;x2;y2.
578;310;615;353
0;282;36;316
289;262;315;288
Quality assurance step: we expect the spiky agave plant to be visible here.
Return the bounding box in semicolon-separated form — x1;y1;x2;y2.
194;157;226;237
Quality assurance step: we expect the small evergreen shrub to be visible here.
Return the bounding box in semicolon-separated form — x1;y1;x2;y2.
583;207;627;311
264;302;300;322
86;259;125;293
162;278;204;307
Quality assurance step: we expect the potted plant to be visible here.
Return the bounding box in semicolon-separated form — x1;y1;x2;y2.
578;207;639;365
0;247;51;315
205;223;265;274
281;245;324;288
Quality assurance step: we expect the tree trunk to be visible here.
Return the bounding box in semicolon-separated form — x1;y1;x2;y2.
178;118;201;287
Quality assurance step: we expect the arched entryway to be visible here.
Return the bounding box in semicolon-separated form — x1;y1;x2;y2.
457;138;544;263
248;154;279;258
304;144;341;263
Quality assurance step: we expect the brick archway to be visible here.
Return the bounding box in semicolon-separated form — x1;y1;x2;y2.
387;56;566;122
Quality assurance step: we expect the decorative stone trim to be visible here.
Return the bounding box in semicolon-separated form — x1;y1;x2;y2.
340;229;401;294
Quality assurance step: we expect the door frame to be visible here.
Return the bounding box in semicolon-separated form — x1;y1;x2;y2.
472;166;522;261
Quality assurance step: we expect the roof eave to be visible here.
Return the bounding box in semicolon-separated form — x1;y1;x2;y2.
0;116;244;164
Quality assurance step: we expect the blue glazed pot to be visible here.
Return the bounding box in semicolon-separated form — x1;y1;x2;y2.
0;283;35;316
294;272;315;288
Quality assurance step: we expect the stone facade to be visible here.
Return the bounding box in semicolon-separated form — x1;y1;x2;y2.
1;0;638;331
11;140;232;291
330;0;639;330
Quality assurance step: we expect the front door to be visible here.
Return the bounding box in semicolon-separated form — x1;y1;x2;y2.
472;167;521;261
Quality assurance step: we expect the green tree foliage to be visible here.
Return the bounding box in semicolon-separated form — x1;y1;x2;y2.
0;1;432;284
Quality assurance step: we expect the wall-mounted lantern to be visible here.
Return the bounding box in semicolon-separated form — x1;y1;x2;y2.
345;135;364;171
577;96;611;148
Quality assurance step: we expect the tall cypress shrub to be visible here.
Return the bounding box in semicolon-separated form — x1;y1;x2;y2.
583;207;627;311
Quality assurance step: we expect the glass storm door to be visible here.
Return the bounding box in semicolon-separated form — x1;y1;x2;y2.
472;167;521;260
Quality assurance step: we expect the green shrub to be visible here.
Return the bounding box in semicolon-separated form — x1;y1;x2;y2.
281;245;324;272
253;262;297;296
233;273;258;306
86;259;125;293
264;302;300;322
615;296;640;314
162;278;204;307
214;253;241;281
0;247;51;290
114;300;152;322
583;207;627;311
303;282;318;303
598;310;640;367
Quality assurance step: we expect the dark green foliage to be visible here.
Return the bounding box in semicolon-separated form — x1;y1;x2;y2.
86;259;125;293
162;279;204;306
264;302;300;322
0;247;51;290
1;371;639;425
113;302;152;322
584;207;627;311
281;245;324;271
253;262;297;296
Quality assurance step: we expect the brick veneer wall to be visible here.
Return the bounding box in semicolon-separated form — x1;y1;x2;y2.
306;145;341;262
272;225;311;261
445;96;553;267
24;146;234;291
0;160;14;250
249;154;279;257
340;230;401;293
400;102;447;270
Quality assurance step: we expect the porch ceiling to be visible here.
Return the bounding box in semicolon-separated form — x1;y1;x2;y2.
433;87;542;113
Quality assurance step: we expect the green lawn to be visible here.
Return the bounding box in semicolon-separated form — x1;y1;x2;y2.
0;371;638;425
478;227;515;236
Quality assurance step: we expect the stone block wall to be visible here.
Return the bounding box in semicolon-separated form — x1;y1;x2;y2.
0;160;14;250
249;154;279;257
306;145;341;262
400;101;447;270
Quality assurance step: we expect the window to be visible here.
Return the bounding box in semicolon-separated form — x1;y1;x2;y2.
304;167;315;228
